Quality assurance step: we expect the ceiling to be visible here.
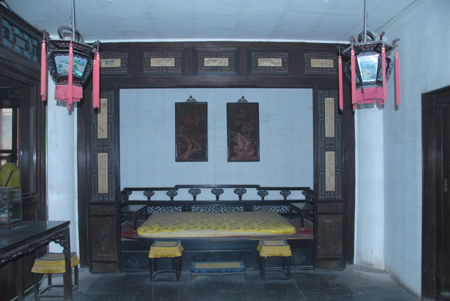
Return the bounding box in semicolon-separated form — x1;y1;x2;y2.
4;0;418;43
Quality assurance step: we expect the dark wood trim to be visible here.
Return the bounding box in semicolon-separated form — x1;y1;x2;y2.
78;41;355;272
0;5;47;299
421;86;450;300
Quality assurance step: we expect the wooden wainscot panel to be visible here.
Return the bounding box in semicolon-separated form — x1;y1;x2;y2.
318;202;344;213
90;216;118;262
90;204;116;215
317;214;343;258
142;49;184;76
100;51;130;76
91;262;119;273
316;258;345;269
194;48;238;75
304;52;337;75
248;50;290;75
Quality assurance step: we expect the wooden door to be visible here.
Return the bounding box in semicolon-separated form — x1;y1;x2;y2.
438;102;450;297
422;87;450;299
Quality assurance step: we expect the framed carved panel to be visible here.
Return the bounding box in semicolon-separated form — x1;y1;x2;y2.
249;50;289;75
194;48;238;75
142;49;184;76
304;52;337;75
175;101;208;162
227;100;260;162
100;51;130;76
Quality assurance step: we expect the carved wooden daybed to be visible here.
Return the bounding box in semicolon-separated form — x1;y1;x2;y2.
120;185;314;272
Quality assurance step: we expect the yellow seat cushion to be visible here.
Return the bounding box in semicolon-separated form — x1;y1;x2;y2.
149;240;184;258
31;252;79;274
257;240;292;257
138;212;296;238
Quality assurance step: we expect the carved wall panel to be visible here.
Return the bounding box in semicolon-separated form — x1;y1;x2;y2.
90;216;118;261
318;203;344;212
317;214;343;257
249;50;289;74
194;48;238;75
317;90;342;199
100;51;130;76
91;90;116;202
304;52;337;75
142;49;184;75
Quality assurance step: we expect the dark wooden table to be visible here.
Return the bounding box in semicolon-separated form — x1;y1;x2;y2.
0;221;72;300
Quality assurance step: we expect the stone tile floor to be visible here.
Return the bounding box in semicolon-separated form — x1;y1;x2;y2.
25;265;419;300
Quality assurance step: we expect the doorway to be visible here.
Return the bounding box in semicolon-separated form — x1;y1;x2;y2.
422;86;450;299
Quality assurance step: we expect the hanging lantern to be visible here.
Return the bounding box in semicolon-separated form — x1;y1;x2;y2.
338;31;399;110
43;26;99;110
40;0;101;110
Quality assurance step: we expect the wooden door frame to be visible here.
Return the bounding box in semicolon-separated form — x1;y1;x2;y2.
77;41;355;272
421;85;450;299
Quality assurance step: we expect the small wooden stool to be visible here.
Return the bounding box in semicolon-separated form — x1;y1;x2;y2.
149;240;183;281
31;252;79;300
257;239;291;280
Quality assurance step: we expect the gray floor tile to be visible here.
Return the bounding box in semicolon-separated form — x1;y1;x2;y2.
291;270;349;290
351;286;419;301
301;287;358;301
85;273;146;293
76;292;136;301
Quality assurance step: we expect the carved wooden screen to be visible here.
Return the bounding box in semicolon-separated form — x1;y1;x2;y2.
78;42;354;272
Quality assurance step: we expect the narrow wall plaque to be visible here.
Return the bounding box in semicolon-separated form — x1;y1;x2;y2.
257;58;282;67
311;59;334;68
325;97;335;138
101;59;121;68
97;98;108;139
98;153;108;194
325;151;336;192
204;58;229;67
150;58;175;67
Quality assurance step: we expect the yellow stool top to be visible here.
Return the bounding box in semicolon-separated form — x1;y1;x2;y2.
31;252;79;274
257;240;292;257
149;240;184;258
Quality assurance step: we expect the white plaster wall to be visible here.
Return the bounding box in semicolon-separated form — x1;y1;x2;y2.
354;108;384;269
120;88;313;199
381;0;450;295
47;78;78;253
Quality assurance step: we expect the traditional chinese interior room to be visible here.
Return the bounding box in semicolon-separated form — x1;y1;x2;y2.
0;0;449;300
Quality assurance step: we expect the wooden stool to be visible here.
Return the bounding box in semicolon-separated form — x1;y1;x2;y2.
149;240;183;281
257;240;291;280
31;252;79;300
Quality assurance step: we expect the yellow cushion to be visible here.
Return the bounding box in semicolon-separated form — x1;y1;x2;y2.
31;252;79;274
257;240;292;257
138;212;296;238
149;240;184;258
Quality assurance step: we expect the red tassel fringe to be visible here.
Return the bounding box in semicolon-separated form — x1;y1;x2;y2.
55;85;83;103
338;51;343;111
93;48;100;109
68;41;74;110
381;43;386;105
351;43;357;110
395;49;401;106
40;35;47;101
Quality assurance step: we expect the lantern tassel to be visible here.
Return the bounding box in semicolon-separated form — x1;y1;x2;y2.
40;33;47;101
395;48;401;106
68;40;74;110
93;43;100;109
350;41;357;110
381;41;387;105
338;49;343;111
